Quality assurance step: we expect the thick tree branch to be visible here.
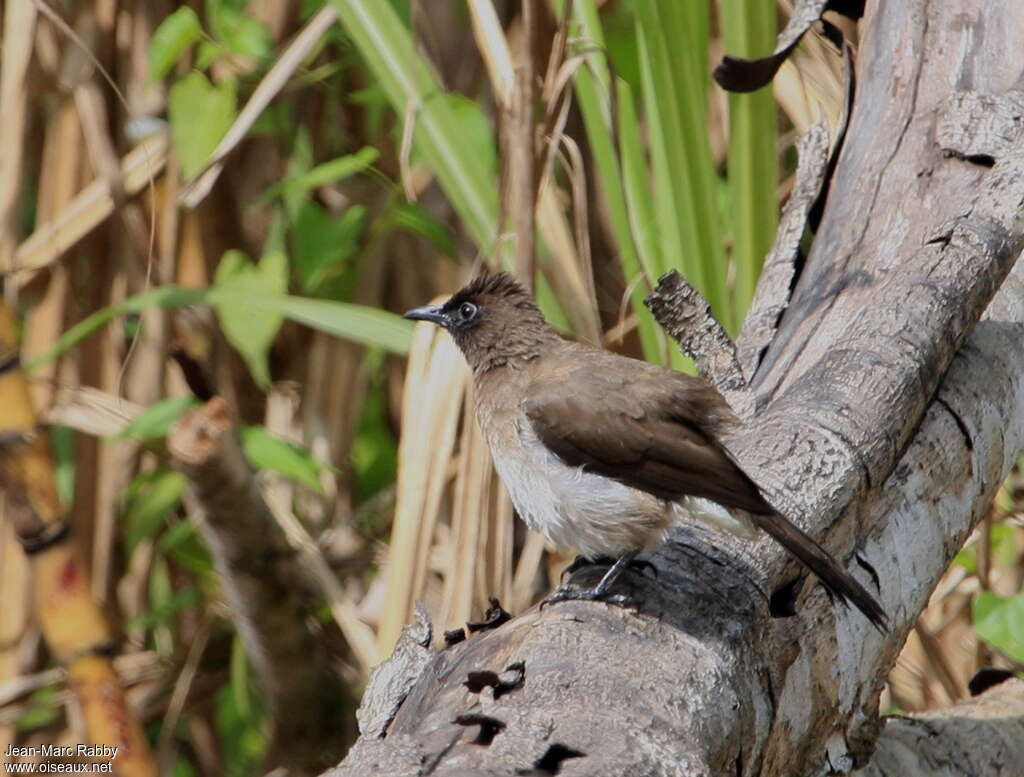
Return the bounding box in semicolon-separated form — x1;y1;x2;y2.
169;398;354;774
861;679;1024;777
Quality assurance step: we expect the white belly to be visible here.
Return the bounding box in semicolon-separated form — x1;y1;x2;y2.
489;417;756;558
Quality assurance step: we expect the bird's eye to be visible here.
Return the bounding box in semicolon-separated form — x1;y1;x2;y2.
458;302;478;321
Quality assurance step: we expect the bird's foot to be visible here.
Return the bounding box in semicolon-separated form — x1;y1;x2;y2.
540;585;632;609
559;554;657;583
543;552;642;609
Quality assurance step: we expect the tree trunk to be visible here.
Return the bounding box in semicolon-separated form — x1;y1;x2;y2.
329;2;1024;775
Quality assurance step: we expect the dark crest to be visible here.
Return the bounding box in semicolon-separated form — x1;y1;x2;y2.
441;272;533;314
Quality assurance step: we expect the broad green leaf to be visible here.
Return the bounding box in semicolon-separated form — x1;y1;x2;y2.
414;94;497;180
123;470;186;554
168;72;238;178
293;202;366;294
391;201;455;257
207;289;413;355
213;250;288;387
257;147;379;205
991;523;1021;567
973;592;1024;661
238;425;325;492
149;7;204;81
31;283;412;372
159;520;213;575
216;672;266;777
953;544;976;574
207;0;272;60
117;397;198;441
351;373;398;501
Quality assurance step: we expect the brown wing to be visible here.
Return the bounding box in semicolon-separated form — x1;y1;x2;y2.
522;364;772;514
523;357;888;630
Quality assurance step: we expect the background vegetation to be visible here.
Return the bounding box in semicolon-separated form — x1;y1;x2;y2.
0;1;1020;774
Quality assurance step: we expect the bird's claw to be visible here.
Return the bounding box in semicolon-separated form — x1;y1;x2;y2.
539;586;632;609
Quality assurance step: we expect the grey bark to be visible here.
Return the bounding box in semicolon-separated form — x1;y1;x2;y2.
331;2;1024;775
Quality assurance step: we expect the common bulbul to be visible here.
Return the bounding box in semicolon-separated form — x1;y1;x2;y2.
405;273;886;628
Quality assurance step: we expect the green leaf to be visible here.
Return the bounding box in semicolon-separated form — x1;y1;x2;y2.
328;0;499;253
567;1;657;364
351;362;398;501
634;0;726;332
953;544;976;574
293;202;366;294
973;592;1024;662
257;147;379;205
131;585;202;630
207;0;272;60
30;283;412;372
27;286;209;369
207;288;413;355
238;426;326;492
721;0;778;327
158;520;213;575
149;7;204;81
117;397;198;441
168;72;238;178
390;201;455;257
50;426;75;505
230;634;251;717
16;685;60;733
414;93;497;180
123;470;186;553
213;250;288;387
991;523;1021;567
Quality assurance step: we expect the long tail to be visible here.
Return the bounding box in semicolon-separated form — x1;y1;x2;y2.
750;511;888;631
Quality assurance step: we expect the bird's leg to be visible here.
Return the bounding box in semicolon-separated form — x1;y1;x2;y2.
560;554;657;583
542;552;639;608
560;554;612;581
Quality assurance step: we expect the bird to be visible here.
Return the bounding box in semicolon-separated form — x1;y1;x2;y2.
404;272;887;629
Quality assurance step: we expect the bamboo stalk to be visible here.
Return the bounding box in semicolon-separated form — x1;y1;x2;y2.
0;304;158;777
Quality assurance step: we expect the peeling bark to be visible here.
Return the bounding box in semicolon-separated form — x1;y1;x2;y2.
331;3;1024;775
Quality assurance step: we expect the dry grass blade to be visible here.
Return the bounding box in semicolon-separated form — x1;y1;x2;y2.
378;322;467;654
467;0;514;109
10;131;169;286
439;390;494;631
0;0;37;283
511;528;547;613
467;0;599;340
38;385;144;437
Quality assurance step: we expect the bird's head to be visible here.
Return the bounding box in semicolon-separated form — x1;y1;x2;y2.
404;272;554;373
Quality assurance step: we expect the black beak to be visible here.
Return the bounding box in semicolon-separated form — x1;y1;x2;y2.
403;304;447;326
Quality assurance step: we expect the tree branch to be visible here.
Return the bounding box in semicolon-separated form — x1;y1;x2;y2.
169;398;354;774
862;679;1024;777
